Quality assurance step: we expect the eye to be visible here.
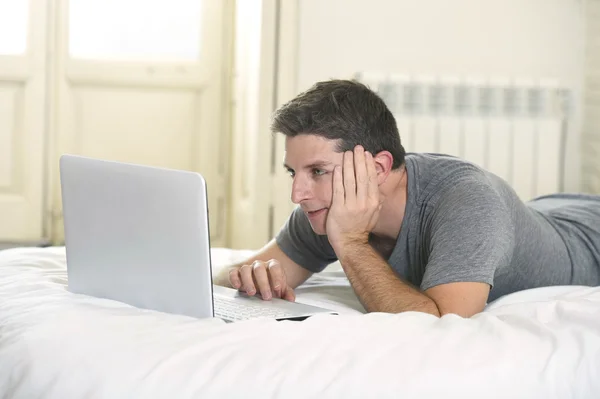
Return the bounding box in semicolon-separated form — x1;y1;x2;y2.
312;169;326;177
286;169;295;178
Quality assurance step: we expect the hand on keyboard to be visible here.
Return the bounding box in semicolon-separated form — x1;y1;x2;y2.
228;259;296;302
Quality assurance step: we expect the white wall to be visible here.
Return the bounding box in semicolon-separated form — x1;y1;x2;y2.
582;0;600;193
294;0;586;192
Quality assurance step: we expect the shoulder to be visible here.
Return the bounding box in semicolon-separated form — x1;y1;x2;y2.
406;153;500;206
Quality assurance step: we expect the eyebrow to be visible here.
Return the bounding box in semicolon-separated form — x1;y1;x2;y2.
283;161;333;170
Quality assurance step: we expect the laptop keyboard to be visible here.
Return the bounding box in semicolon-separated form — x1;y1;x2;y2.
213;295;298;321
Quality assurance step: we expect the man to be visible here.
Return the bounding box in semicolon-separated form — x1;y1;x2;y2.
214;79;600;318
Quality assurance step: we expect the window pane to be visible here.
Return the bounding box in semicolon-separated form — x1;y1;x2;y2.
0;1;28;55
69;0;202;62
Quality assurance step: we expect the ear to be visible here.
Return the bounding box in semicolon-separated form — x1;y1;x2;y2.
372;151;394;184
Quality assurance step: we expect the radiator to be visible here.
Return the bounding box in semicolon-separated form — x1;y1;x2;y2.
355;73;572;201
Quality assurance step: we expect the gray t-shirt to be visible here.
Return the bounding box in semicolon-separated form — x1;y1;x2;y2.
276;153;600;302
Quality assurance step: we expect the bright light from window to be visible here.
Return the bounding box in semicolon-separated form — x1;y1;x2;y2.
69;0;202;62
0;1;28;55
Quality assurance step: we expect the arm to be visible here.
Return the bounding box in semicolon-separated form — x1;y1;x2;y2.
327;147;440;314
336;243;441;315
337;243;490;317
213;238;313;290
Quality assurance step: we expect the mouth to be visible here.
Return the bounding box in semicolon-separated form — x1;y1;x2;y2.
305;208;327;219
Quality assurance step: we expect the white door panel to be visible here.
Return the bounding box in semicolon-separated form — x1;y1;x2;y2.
71;87;197;167
0;1;47;242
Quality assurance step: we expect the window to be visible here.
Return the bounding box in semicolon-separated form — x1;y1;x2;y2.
69;0;203;62
0;1;28;55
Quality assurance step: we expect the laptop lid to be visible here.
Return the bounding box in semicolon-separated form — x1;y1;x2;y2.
59;154;214;319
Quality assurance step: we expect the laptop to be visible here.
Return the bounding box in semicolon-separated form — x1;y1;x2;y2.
59;154;337;322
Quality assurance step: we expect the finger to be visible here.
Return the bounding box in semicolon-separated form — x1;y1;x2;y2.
239;264;256;296
252;261;272;300
343;151;356;205
282;286;296;302
365;151;379;202
354;145;368;205
267;259;284;298
228;268;242;289
332;165;344;207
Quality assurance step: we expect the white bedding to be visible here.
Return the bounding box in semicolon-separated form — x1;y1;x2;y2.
0;246;599;399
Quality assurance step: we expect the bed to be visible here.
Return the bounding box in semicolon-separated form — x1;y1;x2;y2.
0;246;599;398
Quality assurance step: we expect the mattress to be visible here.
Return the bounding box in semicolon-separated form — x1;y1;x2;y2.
0;246;599;398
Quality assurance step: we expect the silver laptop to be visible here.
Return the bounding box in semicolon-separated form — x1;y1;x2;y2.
59;154;337;322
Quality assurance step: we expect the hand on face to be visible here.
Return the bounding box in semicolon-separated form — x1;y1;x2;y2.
326;145;381;253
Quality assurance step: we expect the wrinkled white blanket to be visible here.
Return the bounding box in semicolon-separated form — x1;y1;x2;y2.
0;246;599;399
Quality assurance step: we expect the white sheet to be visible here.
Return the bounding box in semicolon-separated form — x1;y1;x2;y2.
0;246;599;398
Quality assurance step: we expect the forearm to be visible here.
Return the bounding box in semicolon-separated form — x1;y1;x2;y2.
337;243;440;316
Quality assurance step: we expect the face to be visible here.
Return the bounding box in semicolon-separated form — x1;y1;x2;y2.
284;135;344;235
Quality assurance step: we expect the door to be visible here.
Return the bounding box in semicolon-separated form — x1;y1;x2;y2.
46;0;233;246
0;0;48;243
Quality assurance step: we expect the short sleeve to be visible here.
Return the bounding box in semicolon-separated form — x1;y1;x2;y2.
420;176;515;291
275;207;338;273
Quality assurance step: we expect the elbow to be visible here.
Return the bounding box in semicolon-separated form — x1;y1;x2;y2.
406;297;441;317
422;300;442;317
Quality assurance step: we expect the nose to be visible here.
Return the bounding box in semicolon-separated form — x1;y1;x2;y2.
291;175;312;204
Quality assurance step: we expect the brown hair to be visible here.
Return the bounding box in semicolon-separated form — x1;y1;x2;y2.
270;79;405;169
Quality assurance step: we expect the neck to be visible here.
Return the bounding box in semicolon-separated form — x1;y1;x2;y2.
371;165;408;241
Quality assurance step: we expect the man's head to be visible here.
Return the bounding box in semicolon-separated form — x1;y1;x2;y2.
271;79;405;234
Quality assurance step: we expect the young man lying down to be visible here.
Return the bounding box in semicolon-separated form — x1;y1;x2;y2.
214;79;600;318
